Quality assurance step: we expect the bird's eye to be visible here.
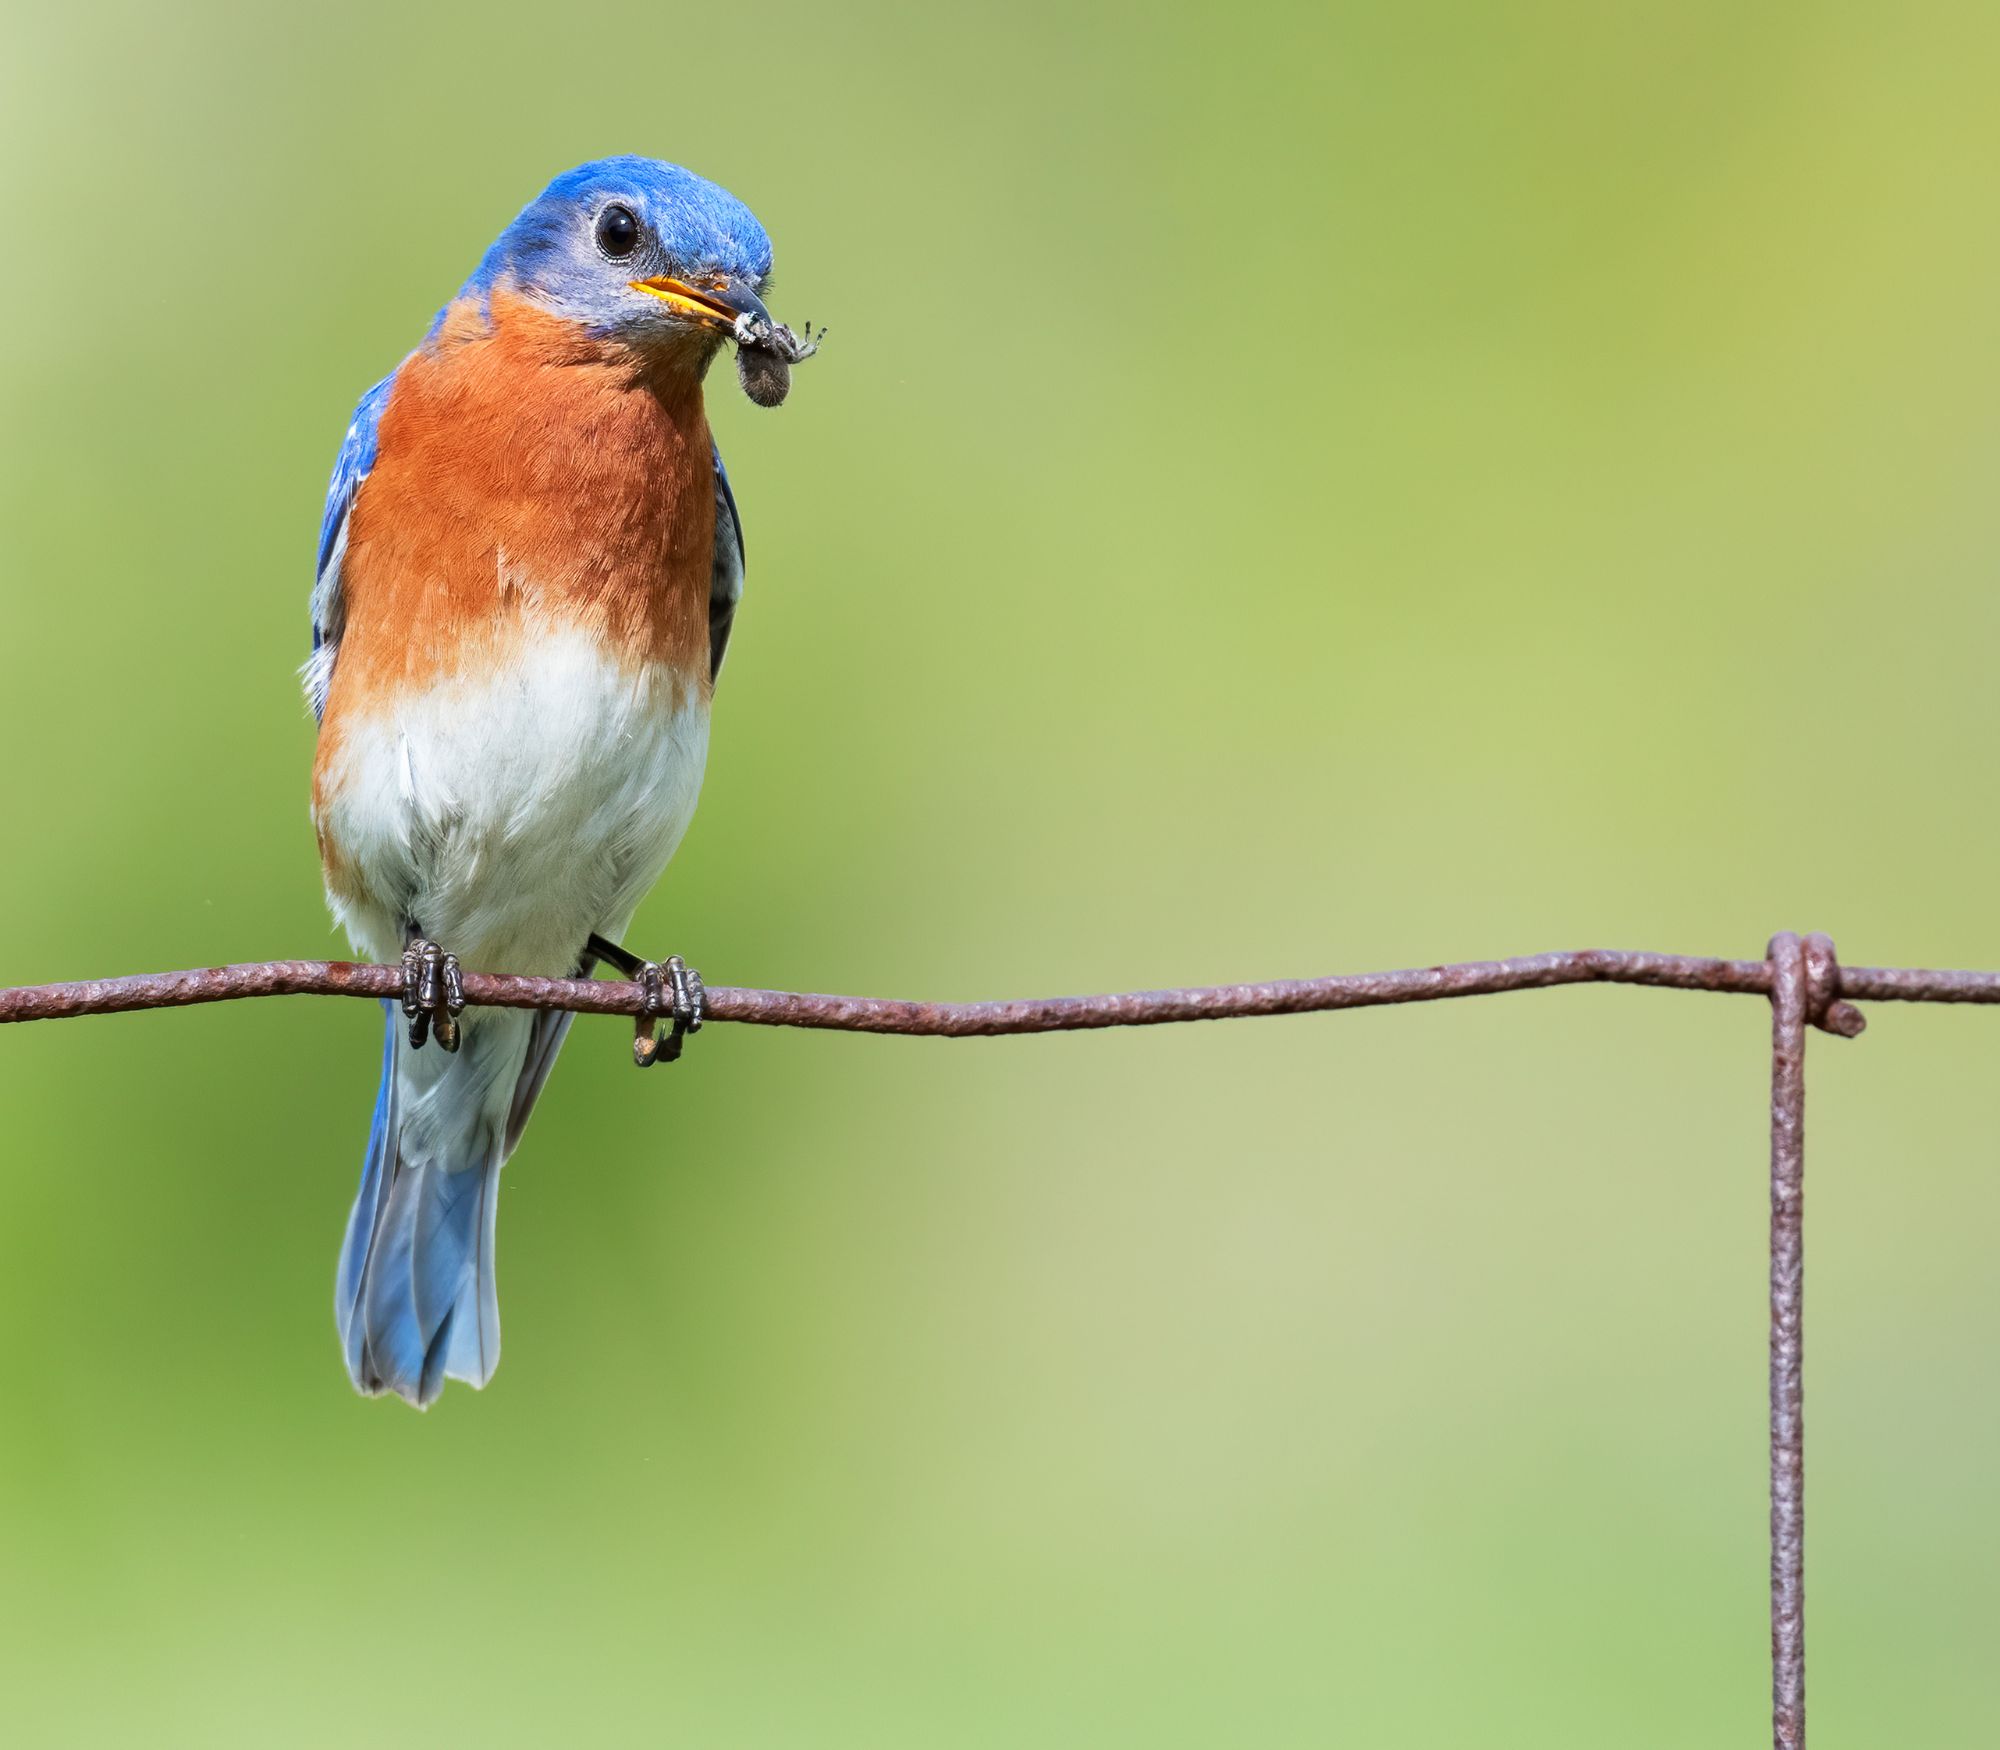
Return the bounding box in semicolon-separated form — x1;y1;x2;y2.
595;204;640;259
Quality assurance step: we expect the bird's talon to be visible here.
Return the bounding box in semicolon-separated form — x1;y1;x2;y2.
636;960;667;1015
631;954;703;1066
670;956;706;1035
401;937;463;1052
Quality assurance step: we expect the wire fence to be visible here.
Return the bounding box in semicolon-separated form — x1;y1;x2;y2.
7;928;1998;1749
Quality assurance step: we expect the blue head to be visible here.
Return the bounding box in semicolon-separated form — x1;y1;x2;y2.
457;155;776;350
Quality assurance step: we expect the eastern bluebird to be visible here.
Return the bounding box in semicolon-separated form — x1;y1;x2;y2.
308;157;805;1407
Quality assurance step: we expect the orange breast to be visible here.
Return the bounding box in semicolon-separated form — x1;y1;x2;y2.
324;287;716;713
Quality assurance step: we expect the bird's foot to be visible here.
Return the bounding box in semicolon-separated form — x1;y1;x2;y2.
400;937;464;1052
633;954;705;1067
583;932;706;1067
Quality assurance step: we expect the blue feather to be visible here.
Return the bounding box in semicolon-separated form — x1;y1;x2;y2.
334;1003;399;1363
709;439;746;679
460;155;772;317
316;372;394;584
337;1010;525;1408
305;369;398;720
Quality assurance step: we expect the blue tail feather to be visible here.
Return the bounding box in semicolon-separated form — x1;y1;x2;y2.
336;1004;543;1408
335;1006;399;1369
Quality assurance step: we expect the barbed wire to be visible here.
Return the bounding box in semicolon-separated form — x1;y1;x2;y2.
7;931;1998;1750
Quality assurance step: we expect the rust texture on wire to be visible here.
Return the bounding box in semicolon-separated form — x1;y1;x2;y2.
13;943;1982;1034
12;929;2000;1750
1766;933;1814;1750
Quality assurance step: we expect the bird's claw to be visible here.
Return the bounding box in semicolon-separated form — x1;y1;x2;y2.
633;954;704;1067
401;938;464;1052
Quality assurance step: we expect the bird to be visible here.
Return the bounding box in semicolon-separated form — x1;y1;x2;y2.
307;156;801;1408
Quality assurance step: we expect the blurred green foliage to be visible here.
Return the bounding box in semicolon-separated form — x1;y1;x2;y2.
3;2;1998;1744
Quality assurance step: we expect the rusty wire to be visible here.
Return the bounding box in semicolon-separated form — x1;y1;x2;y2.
10;941;1995;1032
6;931;1999;1750
1766;933;1813;1750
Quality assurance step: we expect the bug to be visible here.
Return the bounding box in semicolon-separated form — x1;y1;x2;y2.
731;313;826;408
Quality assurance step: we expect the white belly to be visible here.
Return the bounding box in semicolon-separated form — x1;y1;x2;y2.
316;628;709;976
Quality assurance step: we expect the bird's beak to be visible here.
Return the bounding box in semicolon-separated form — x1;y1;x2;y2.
628;272;770;333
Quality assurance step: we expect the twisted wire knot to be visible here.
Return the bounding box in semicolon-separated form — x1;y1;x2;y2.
1770;931;1866;1039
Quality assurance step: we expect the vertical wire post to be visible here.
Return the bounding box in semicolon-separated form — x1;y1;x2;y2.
1766;932;1812;1749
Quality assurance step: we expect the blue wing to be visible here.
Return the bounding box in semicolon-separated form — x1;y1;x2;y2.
709;439;745;682
305;369;398;720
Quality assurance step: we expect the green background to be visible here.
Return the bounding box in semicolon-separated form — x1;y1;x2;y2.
3;2;1996;1743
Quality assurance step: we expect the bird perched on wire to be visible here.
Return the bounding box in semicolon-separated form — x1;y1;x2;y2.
307;157;818;1408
